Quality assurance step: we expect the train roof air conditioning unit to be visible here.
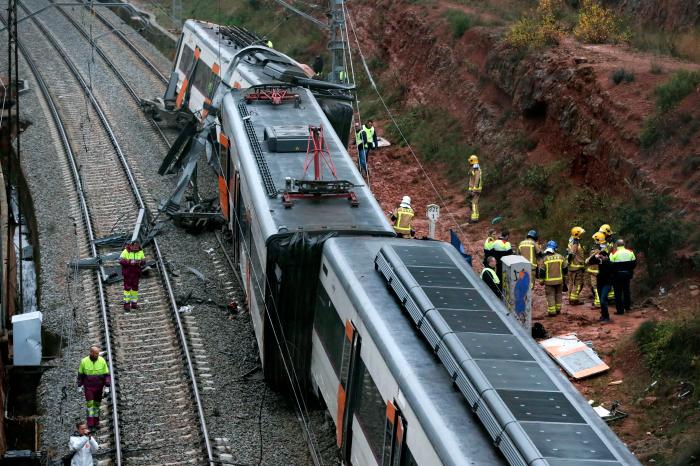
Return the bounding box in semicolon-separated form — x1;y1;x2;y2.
264;125;309;152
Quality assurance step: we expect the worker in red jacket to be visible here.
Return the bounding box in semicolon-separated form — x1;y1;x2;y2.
119;240;145;311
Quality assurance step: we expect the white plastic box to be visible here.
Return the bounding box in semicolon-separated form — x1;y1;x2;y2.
11;311;43;365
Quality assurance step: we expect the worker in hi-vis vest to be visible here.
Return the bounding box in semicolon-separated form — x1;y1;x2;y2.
467;154;482;222
119;240;146;311
390;196;415;238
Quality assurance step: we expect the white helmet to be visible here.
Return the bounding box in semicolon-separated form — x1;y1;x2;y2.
400;196;411;207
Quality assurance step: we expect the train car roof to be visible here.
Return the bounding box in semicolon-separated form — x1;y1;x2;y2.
222;88;395;242
322;237;508;466
183;20;308;84
324;237;640;466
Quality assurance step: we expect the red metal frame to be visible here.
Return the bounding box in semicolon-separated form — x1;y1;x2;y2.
244;87;299;105
281;125;359;208
303;126;337;181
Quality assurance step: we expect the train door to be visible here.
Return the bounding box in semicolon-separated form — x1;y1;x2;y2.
383;401;410;466
337;320;362;464
175;45;200;110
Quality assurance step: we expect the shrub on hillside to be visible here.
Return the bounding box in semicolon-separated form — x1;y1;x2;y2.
618;193;684;281
611;68;635;84
639;70;700;148
505;0;561;49
639;115;663;148
635;318;700;383
574;0;629;44
384;105;476;181
444;10;473;38
653;70;700;113
649;61;663;75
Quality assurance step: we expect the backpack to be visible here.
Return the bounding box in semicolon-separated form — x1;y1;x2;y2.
532;322;548;339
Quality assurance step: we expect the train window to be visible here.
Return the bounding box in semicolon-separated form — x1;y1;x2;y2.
313;286;343;376
192;64;214;95
178;46;195;74
354;359;385;462
207;73;222;97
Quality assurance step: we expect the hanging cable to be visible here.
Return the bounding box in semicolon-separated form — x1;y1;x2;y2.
345;7;468;239
209;138;325;466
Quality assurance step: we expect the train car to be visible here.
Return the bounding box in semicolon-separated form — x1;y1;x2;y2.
218;83;394;392
157;20;354;143
312;237;640;466
312;237;507;466
170;20;309;120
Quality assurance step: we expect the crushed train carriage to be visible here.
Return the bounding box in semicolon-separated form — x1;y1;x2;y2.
157;19;641;466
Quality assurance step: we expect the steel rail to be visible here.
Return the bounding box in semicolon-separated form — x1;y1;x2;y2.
0;11;123;466
17;1;214;464
78;0;168;84
46;0;171;148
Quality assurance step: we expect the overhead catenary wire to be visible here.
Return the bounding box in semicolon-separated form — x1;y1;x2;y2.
339;2;370;185
344;7;469;239
210;138;325;466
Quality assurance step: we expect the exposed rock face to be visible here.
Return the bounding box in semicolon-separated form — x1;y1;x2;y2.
354;0;700;219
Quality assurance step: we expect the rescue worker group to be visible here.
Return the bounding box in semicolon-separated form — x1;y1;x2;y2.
385;153;637;324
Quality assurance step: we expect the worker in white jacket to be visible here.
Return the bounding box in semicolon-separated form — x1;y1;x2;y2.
69;421;99;466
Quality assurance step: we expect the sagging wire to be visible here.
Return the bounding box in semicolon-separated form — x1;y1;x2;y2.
209;138;324;464
210;135;325;466
0;78;7;130
339;2;371;187
344;6;468;239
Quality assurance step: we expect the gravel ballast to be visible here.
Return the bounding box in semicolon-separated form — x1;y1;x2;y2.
7;1;338;463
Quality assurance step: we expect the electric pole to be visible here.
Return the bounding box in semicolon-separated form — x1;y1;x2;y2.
327;0;346;84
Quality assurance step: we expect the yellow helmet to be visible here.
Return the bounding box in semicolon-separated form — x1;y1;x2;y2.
592;231;606;244
468;154;479;165
570;226;585;239
599;224;613;236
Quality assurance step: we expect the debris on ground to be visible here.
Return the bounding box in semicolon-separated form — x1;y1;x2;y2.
540;333;609;379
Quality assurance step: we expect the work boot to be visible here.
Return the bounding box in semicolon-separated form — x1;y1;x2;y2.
123;303;130;312
131;301;139;310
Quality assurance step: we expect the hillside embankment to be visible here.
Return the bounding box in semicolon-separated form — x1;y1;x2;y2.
347;1;700;463
350;0;700;277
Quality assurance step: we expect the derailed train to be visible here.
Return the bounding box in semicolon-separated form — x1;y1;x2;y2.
160;19;641;466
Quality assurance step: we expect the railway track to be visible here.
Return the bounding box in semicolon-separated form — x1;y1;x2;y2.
42;0;172;150
6;3;214;465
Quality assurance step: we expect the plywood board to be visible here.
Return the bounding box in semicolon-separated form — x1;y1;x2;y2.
540;333;609;379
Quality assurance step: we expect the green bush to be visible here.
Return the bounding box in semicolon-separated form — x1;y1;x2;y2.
639;115;663;148
444;9;473;38
574;0;630;44
618;193;684;280
384;105;476;181
640;112;699;148
681;155;700;175
635;318;700;382
521;164;550;193
650;61;663;75
654;70;700;113
511;131;538;152
611;68;635;84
